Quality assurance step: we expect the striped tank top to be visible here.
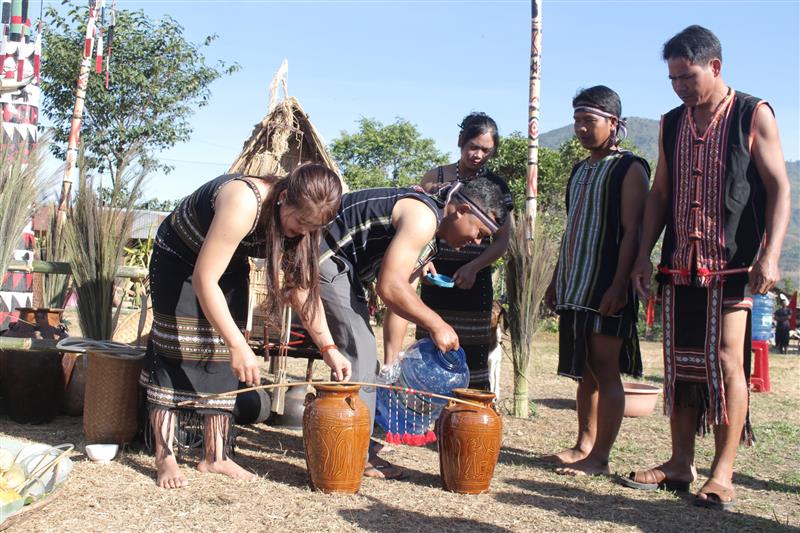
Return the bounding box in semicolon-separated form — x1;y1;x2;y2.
320;187;444;284
555;151;649;313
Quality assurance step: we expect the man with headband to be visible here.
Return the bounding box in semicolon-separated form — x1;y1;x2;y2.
544;85;650;477
317;178;509;480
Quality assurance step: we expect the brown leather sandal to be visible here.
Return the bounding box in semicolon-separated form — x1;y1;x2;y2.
618;467;691;492
693;479;736;511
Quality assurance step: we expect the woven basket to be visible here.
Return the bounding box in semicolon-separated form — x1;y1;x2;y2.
112;306;152;347
83;349;145;444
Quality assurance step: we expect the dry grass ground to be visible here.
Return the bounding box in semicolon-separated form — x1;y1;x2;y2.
1;329;798;532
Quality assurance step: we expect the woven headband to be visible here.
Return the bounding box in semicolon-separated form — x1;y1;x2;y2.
444;181;500;234
573;104;628;143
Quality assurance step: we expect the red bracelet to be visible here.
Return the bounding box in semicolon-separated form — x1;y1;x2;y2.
320;344;337;354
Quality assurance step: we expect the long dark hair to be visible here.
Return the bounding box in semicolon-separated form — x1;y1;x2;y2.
261;163;342;329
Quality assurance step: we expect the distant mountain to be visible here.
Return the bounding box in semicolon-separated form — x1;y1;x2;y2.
539;122;799;288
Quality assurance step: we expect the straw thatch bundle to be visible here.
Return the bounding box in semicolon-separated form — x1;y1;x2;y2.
0;141;50;278
229;95;343;187
505;216;557;418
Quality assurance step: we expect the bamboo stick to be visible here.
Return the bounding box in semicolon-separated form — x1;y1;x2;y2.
177;381;488;409
0;338;65;352
6;259;148;279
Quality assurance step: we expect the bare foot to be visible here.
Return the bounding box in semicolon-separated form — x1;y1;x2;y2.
155;454;188;489
555;455;611;476
197;458;257;481
545;447;590;465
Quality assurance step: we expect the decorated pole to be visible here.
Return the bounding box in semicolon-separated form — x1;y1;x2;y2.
526;0;542;241
56;0;102;217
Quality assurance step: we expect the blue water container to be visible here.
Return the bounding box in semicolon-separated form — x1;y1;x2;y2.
751;293;774;341
375;339;469;436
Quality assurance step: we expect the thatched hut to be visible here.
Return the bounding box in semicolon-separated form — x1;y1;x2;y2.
229;95;346;191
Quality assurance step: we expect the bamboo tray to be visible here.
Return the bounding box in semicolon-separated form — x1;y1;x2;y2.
0;438;74;531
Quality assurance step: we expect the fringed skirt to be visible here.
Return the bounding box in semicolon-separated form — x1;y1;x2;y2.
139;245;249;456
418;245;495;390
556;301;642;380
661;282;753;444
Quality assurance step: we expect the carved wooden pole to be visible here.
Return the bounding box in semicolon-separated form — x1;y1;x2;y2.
526;0;542;242
56;0;102;217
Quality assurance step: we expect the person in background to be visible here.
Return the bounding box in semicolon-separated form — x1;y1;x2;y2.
774;295;792;354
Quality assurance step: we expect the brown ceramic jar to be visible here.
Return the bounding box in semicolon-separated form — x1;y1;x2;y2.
302;383;370;494
438;388;502;494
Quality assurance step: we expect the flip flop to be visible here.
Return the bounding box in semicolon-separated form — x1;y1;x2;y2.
618;468;691;492
693;480;736;511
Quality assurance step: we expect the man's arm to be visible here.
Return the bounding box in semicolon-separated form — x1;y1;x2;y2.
632;120;669;299
377;198;459;352
598;160;649;316
452;217;511;289
749;104;791;294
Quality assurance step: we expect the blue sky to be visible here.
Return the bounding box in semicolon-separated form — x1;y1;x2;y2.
51;0;800;200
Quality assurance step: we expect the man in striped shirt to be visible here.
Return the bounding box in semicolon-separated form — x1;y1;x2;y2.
316;178;509;480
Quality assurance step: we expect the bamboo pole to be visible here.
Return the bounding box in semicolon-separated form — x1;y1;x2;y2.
177;381;488;410
6;259;147;279
525;0;542;242
0;337;65;352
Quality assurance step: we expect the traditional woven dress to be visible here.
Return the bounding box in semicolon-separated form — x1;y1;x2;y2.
416;168;513;390
554;151;648;380
657;90;769;442
140;174;267;455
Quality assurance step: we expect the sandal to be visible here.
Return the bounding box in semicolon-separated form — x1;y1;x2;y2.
363;463;408;480
363;454;407;480
693;479;736;511
618;467;691;492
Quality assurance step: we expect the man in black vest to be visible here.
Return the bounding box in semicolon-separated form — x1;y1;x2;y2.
621;25;791;510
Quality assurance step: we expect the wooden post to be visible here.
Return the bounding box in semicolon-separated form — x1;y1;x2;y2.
526;0;542;242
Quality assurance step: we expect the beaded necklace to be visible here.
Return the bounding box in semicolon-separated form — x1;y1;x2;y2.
454;161;486;182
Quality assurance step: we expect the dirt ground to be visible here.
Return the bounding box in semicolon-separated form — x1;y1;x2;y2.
1;329;798;532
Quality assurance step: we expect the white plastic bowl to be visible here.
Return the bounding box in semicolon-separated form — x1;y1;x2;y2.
85;444;119;463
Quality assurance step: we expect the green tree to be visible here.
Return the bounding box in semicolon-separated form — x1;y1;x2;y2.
41;3;238;183
488;133;587;238
330;117;448;190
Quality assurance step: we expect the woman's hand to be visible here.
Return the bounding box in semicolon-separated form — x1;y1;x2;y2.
230;343;261;387
323;348;352;382
453;262;479;289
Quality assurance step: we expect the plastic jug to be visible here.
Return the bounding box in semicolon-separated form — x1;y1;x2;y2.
751;293;774;341
375;339;469;443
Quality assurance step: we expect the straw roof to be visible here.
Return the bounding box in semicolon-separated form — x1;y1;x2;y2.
229;96;347;192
